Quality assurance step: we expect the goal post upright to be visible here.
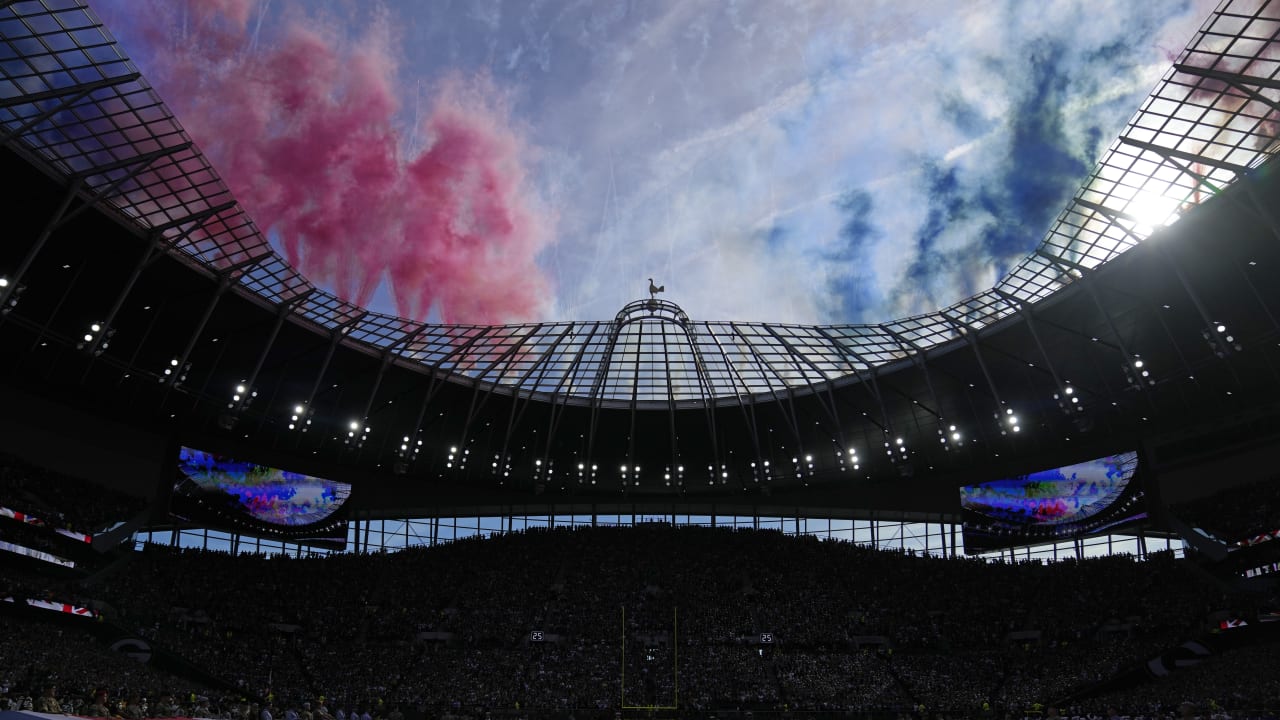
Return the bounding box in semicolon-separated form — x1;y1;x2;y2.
619;604;680;712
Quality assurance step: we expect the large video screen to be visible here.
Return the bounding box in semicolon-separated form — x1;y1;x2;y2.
961;452;1144;552
172;447;351;548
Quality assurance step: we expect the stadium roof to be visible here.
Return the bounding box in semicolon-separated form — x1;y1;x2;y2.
1;0;1278;407
1;0;1279;515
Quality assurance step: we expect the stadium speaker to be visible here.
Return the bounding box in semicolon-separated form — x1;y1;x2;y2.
215;412;239;431
393;461;409;475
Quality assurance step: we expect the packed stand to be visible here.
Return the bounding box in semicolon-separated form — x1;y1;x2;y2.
0;453;149;536
1171;476;1280;545
3;525;1275;718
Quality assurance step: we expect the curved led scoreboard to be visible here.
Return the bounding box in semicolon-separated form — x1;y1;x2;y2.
171;446;352;549
960;452;1145;552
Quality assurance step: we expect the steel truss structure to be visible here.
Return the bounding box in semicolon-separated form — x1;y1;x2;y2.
2;0;1280;520
2;0;1279;409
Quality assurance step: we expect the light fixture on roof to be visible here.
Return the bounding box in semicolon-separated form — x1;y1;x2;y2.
997;407;1021;436
227;381;258;411
345;420;370;448
0;279;24;315
161;358;190;385
289;403;314;432
1202;323;1242;357
939;423;960;450
76;321;114;355
1123;355;1154;390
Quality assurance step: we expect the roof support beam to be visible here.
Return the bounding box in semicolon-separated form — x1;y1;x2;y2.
1071;200;1232;360
147;201;239;236
349;352;394;456
222;251;273;276
879;325;944;422
680;328;723;474
293;311;367;443
0;176;81;315
236;290;314;419
1173;63;1280;103
400;329;491;470
163;277;232;391
730;323;804;453
939;309;1014;437
70;141;194;179
1117;136;1250;176
457;326;538;462
812;326;893;438
86;224;206;356
992;289;1066;393
765;325;844;446
0;71;140;113
1038;254;1158;397
498;324;575;471
702;326;766;473
43;142;203;240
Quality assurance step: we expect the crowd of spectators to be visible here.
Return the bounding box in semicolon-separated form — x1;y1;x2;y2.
2;524;1278;719
0;452;148;536
1171;476;1280;545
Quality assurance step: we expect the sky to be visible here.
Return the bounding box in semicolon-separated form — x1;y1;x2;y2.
94;0;1215;325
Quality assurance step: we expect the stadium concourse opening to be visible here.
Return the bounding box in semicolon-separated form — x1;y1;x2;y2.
3;0;1280;718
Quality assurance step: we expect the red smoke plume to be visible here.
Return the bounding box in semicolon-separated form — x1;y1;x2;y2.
104;0;552;324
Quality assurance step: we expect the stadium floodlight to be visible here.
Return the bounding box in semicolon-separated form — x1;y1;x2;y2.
1126;191;1181;234
77;321;115;354
0;279;23;315
1124;355;1154;389
1203;323;1242;357
161;359;190;384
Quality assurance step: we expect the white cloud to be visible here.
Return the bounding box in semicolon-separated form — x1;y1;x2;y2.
527;0;1212;325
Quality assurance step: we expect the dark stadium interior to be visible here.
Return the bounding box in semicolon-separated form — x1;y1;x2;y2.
3;0;1280;719
4;141;1280;516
